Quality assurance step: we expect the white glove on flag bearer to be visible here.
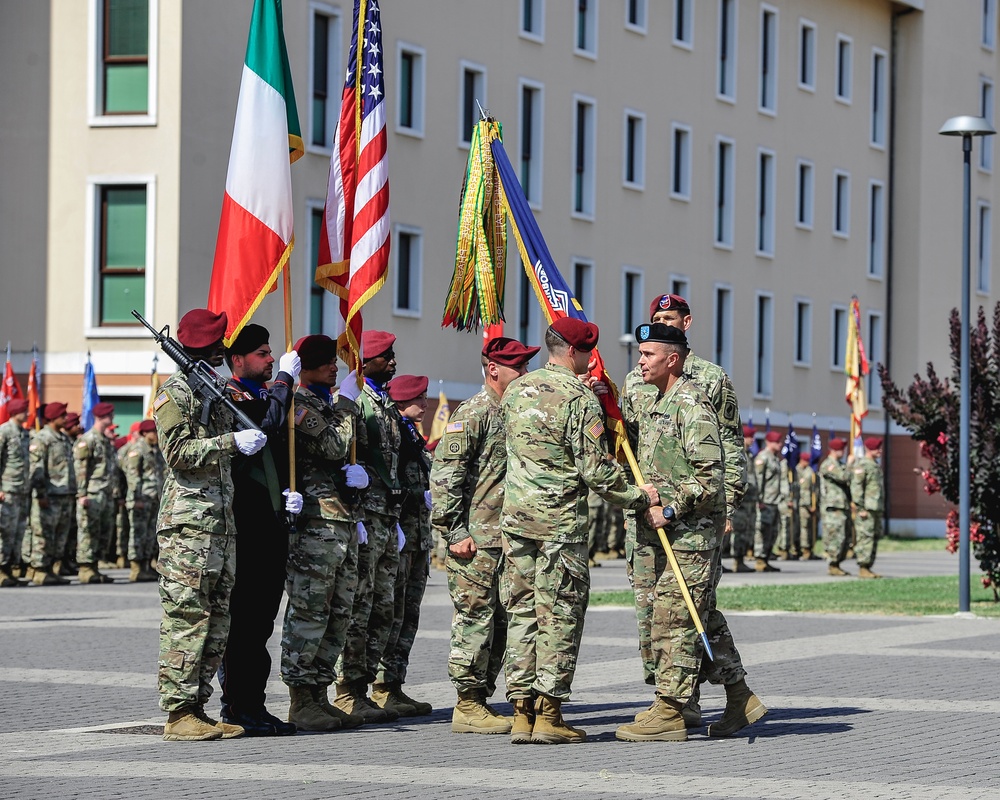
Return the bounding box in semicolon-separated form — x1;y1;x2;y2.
234;429;267;456
338;370;363;403
357;521;368;545
283;489;303;515
343;464;369;489
396;523;406;551
277;350;302;380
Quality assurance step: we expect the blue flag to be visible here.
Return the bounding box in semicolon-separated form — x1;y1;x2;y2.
781;422;800;472
747;412;760;456
810;422;822;470
81;354;100;431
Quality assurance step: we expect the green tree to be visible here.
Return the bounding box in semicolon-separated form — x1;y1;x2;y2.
879;305;1000;600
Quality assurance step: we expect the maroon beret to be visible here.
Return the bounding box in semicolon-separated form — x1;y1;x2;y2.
43;402;67;421
550;317;599;351
138;419;157;433
92;401;115;418
361;330;396;360
649;293;690;320
177;308;228;350
743;425;756;437
7;398;28;416
829;437;847;450
294;334;339;370
483;337;540;367
64;412;80;426
799;452;812;463
765;431;782;443
388;375;428;403
864;436;884;451
113;436;129;450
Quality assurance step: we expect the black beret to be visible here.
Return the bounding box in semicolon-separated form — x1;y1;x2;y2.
226;323;270;357
634;323;689;347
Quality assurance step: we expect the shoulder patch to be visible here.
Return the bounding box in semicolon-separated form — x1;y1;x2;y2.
445;421;465;433
294;407;308;425
585;418;605;441
152;392;170;412
75;440;88;450
295;407;326;436
29;443;39;452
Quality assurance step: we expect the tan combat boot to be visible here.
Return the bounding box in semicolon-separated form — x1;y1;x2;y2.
288;685;341;732
510;697;535;744
33;568;68;586
732;556;754;573
314;685;364;728
78;563;102;585
616;697;688;742
129;561;142;582
138;560;159;582
192;707;243;739
334;681;393;723
707;679;768;738
530;696;586;744
389;682;432;716
801;548;814;560
163;707;224;741
0;565;19;588
858;566;882;579
452;690;512;734
828;563;850;577
371;682;417;717
754;558;780;573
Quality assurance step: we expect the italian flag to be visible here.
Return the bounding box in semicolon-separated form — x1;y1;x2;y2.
208;0;303;346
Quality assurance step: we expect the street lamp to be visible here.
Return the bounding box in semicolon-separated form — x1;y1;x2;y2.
939;115;996;613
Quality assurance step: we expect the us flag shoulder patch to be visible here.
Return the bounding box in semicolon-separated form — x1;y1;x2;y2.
294;407;309;425
152;392;170;411
445;421;464;434
586;419;605;440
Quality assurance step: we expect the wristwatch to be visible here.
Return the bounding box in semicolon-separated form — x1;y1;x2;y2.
663;506;675;521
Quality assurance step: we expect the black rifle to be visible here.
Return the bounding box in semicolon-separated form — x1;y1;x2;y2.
132;309;260;432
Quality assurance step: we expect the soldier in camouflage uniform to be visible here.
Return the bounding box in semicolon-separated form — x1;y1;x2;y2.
753;431;784;571
28;402;75;585
373;374;434;717
280;334;368;733
152;308;267;742
616;323;766;743
432;337;538;735
797;452;819;559
729;426;758;573
120;420;163;582
820;437;853;576
335;330;402;723
776;457;798;560
0;399;30;587
502;318;657;745
851;437;885;579
73;401;118;584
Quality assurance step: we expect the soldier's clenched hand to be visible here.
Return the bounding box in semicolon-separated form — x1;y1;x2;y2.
342;463;369;488
639;483;660;507
449;536;477;558
234;429;267;455
277;350;301;380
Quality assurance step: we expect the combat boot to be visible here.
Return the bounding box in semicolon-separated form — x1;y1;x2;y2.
452;690;512;734
858;566;882;579
78;563;102;584
33;568;69;586
138;560;159;582
163;707;223;741
371;682;417;717
754;558;780;573
0;565;22;587
732;556;754;573
129;561;142;582
530;696;586;744
390;682;433;716
314;685;364;729
802;548;817;560
288;685;341;732
616;697;688;742
510;697;535;744
193;706;244;738
828;563;850;577
334;681;394;723
707;679;768;738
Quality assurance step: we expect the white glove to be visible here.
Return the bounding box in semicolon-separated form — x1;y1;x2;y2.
283;489;303;515
234;429;267;456
396;522;406;551
338;370;362;403
356;521;368;545
342;463;370;489
277;350;301;380
424;490;432;510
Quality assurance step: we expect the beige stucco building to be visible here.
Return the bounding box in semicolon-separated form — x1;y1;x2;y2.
3;0;997;534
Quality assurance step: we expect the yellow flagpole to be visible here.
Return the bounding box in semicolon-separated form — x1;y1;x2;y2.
283;248;296;493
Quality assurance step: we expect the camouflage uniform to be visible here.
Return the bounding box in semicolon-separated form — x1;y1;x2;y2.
588;492;624;558
752;447;783;559
730;444;758;559
377;415;433;686
121;435;163;562
431;386;508;696
820;454;852;565
850;455;884;569
797;465;818;555
281;386;360;689
0;419;30;572
73;427;118;565
501;363;649;701
28;426;76;571
152;371;238;713
113;447;130;562
777;462;798;555
337;381;402;686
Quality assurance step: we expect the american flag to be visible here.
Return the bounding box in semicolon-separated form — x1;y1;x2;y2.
314;0;390;370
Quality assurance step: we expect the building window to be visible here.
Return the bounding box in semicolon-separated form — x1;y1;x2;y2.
981;78;994;172
835;34;853;103
978;200;992;294
985;0;997;50
397;44;425;137
308;204;332;335
623;110;646;189
798;19;816;91
394;226;422;317
572;259;595;318
575;0;598;57
519;80;544;207
521;0;544;40
718;0;737;101
831;305;847;369
755;292;774;397
794;299;812;366
833;170;850;237
715;137;735;248
714;285;733;374
310;6;341;149
867;312;883;407
670;123;692;200
622;268;644;335
674;0;693;48
871;49;887;148
759;5;777;113
796;159;814;229
756;148;775;256
868;181;885;278
626;0;647;33
459;62;487;146
96;184;147;326
95;0;154;120
102;394;145;433
671;275;690;300
573;96;597;218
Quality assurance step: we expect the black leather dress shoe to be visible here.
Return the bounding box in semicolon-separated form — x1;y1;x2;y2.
259;708;297;736
222;707;297;737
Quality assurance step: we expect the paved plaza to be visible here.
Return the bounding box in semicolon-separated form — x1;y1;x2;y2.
1;550;998;799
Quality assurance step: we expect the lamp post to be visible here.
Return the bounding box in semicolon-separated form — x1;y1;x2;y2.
938;115;996;613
